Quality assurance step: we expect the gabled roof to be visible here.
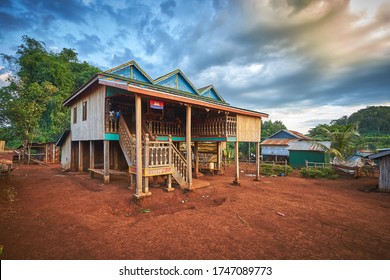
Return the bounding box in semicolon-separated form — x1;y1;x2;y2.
267;129;311;140
63;60;269;118
154;69;200;95
198;85;225;103
288;130;311;140
105;60;154;84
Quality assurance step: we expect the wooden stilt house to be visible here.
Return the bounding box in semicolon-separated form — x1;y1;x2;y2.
60;60;268;198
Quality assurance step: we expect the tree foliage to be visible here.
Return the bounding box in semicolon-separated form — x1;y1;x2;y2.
308;106;390;152
0;35;101;147
320;124;360;158
261;120;287;140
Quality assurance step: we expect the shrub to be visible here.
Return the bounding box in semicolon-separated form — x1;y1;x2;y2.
300;167;338;179
260;163;293;176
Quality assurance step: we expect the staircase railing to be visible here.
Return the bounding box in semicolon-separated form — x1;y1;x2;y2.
118;115;136;166
147;140;171;167
170;142;188;183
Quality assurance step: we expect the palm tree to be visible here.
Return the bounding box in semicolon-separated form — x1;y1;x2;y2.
320;124;360;159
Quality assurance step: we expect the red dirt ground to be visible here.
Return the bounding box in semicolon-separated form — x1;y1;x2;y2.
0;162;389;260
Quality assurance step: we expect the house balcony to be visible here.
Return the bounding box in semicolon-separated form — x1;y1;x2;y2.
145;115;236;140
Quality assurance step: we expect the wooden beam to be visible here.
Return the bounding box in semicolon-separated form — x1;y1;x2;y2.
194;141;199;178
103;140;110;184
186;105;193;189
89;141;95;169
217;141;222;171
234;141;240;185
256;141;260;181
135;94;143;197
78;141;83;172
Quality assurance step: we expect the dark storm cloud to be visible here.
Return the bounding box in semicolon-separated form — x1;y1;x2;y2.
0;11;31;30
1;0;389;120
160;0;176;17
74;34;103;54
19;0;88;25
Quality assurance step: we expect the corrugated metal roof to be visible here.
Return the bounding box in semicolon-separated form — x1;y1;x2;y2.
288;130;311;140
261;139;298;146
368;150;390;159
287;141;331;151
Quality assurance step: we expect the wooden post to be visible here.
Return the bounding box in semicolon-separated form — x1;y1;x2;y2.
284;159;287;175
248;142;250;163
89;141;95;178
45;144;48;164
217;141;222;171
135;94;143;198
103;140;110;184
165;135;174;192
52;144;56;163
78;141;83;172
89;141;95;169
143;133;150;195
194;141;199;178
234;140;240;185
255;141;260;181
186;105;192;190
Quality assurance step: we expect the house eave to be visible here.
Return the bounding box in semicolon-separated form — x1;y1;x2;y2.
100;79;268;118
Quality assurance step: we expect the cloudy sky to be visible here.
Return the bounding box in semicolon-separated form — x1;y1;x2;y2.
1;0;389;133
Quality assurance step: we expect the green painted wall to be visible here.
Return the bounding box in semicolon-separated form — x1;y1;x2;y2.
289;151;330;169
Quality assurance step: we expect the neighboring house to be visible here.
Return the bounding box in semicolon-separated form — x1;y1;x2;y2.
368;149;390;192
260;130;311;162
288;141;331;169
56;130;71;170
57;60;268;198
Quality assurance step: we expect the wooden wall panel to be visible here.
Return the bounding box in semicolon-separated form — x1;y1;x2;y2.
71;84;105;141
237;115;261;142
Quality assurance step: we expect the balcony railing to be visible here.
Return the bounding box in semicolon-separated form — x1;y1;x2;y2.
105;113;119;133
145;116;236;138
192;115;236;137
145;120;184;136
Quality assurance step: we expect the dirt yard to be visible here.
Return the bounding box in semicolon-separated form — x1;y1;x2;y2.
0;162;389;260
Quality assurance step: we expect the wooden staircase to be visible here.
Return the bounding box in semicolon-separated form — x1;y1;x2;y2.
118;116;188;188
118;116;136;166
171;143;188;187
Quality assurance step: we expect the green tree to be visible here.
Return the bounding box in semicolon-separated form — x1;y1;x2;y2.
308;124;334;140
320;124;361;158
0;35;100;147
6;81;57;146
261;120;287;140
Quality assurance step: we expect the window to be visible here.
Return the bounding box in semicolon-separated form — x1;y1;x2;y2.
73;107;77;124
82;101;87;121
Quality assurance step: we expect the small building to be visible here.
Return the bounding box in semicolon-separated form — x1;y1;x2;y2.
15;142;60;164
56;130;71;170
260;130;311;162
368;149;390;192
287;141;331;169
